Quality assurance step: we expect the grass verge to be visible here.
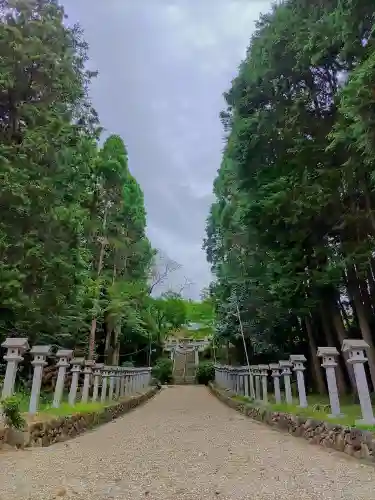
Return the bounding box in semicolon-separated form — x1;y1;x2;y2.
231;393;375;432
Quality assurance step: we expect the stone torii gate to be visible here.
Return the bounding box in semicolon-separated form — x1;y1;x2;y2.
164;338;210;365
164;338;210;384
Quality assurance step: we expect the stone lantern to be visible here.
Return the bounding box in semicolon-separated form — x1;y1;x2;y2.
92;363;104;403
258;365;269;404
115;367;122;399
1;338;29;398
92;363;104;402
81;360;94;403
252;365;261;401
68;358;84;406
108;367;116;400
53;349;73;408
279;360;293;404
119;367;126;397
101;366;110;402
342;339;375;425
269;363;282;404
247;366;256;399
290;355;308;408
29;345;51;415
317;347;342;418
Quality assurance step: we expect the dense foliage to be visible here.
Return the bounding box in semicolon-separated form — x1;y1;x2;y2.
205;0;375;393
151;358;173;385
195;361;215;385
0;0;158;366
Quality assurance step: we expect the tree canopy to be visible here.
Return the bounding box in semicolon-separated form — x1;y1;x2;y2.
0;0;156;367
205;0;375;391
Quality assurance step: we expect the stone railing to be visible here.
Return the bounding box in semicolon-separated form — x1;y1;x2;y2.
0;337;152;416
209;383;375;462
214;338;375;426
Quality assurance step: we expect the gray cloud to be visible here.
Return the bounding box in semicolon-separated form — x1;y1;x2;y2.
63;0;271;298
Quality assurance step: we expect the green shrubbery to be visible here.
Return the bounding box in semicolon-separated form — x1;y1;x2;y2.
196;361;215;385
152;358;173;384
1;396;26;429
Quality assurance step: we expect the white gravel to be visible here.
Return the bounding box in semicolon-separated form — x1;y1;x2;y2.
1;386;375;499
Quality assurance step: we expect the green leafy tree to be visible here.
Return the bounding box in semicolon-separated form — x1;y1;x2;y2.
205;0;375;393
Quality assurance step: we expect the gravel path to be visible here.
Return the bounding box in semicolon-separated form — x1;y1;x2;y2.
1;386;375;499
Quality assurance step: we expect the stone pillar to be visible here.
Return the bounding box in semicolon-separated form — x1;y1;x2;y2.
68;358;84;406
317;347;342;418
135;370;141;392
230;368;236;392
253;366;261;400
249;367;256;399
1;338;29;399
81;360;94;403
92;363;104;402
115;368;121;399
108;367;115;400
101;367;110;403
290;355;308;408
218;366;223;387
128;370;134;394
125;372;131;396
258;365;269;404
53;349;73;408
29;345;51;415
342;339;375;425
194;346;199;366
232;369;237;393
222;366;227;389
120;368;126;397
279;360;293;404
243;369;249;397
269;363;282;404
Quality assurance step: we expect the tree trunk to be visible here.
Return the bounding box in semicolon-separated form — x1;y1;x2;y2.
305;316;326;394
112;324;121;365
88;204;109;360
346;264;375;390
338;298;350;331
358;276;373;325
329;299;357;393
367;264;375;306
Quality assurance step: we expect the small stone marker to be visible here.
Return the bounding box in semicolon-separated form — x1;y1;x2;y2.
68;358;84;406
279;360;293;404
290;355;308;408
92;363;104;402
248;366;256;399
101;366;110;403
269;363;282;404
81;360;94;403
108;367;115;400
258;365;269;404
252;365;261;401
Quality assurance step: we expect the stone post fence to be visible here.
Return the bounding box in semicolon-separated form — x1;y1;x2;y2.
0;337;153;417
213;338;375;424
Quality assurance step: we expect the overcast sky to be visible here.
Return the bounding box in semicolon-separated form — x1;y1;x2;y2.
63;0;272;299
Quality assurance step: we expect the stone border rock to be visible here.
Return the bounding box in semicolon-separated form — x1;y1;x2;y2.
2;386;159;449
209;382;375;463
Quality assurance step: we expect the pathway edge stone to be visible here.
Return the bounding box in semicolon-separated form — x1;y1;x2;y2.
208;382;375;464
4;386;160;450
